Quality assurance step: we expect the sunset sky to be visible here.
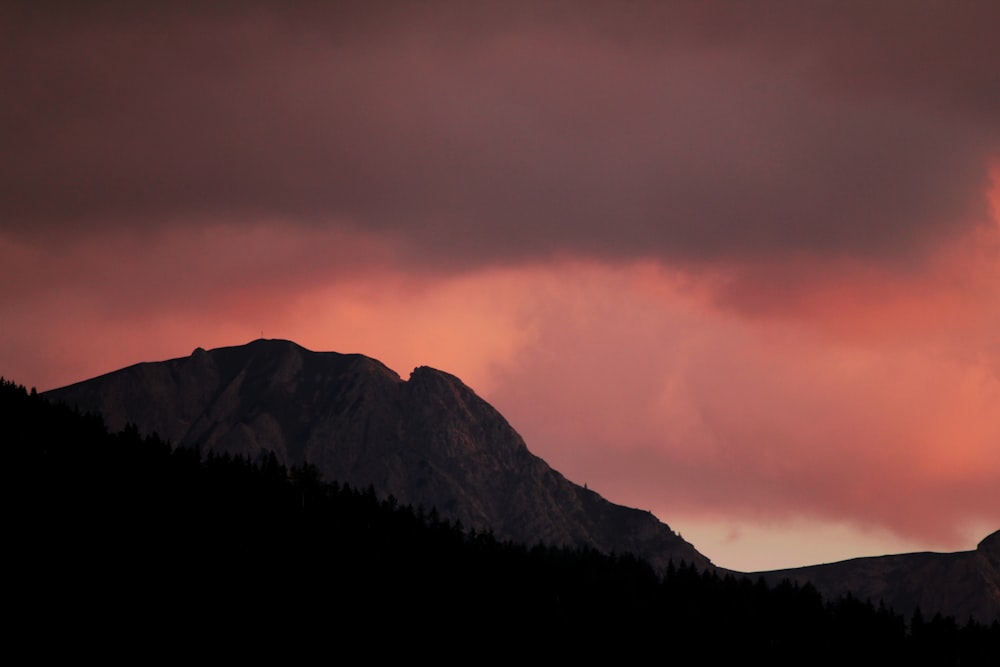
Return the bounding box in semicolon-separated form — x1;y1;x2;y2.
3;1;999;571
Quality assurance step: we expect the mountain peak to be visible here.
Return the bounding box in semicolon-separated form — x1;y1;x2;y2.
407;364;468;386
44;339;711;571
220;337;304;353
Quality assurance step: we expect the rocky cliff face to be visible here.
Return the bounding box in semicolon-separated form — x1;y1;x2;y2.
46;339;710;571
757;529;1000;623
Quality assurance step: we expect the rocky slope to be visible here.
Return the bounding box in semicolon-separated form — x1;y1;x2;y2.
45;338;710;571
757;530;1000;623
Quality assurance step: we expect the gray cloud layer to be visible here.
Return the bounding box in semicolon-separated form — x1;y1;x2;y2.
3;1;998;267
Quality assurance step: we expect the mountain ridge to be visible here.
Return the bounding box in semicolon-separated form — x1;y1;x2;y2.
756;529;1000;623
45;338;711;571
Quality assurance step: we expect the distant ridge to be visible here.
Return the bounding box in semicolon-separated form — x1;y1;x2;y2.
46;339;710;571
757;529;1000;623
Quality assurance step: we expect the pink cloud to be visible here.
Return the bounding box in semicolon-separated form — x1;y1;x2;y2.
478;259;1000;554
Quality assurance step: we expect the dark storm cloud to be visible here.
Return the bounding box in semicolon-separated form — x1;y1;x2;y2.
2;1;998;266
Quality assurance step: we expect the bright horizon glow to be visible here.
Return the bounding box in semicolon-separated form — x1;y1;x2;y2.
665;517;985;573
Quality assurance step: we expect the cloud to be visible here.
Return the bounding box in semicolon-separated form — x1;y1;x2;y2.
4;234;998;566
3;1;997;272
3;2;1000;569
480;261;1000;550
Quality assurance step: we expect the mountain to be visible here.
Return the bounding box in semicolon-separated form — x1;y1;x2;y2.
757;530;1000;623
45;338;710;571
42;339;999;623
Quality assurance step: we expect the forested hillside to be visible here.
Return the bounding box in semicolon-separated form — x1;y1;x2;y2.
5;378;997;662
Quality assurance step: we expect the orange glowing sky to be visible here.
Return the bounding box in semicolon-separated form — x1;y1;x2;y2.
2;1;999;571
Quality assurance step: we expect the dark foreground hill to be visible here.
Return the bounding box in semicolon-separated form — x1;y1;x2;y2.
44;338;709;571
6;379;998;662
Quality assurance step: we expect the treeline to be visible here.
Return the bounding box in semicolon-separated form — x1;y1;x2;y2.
4;378;997;662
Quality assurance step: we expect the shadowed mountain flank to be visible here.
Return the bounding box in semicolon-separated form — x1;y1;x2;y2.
45;339;709;571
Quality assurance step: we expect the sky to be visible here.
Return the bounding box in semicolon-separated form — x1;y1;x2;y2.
3;0;999;571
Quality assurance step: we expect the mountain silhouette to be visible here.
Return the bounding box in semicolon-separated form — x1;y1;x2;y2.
45;338;710;571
